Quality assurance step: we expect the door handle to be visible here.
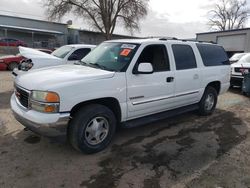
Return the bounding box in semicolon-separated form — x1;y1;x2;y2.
166;77;174;82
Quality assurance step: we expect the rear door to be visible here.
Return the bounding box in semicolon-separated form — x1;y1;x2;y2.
126;44;176;119
171;44;201;107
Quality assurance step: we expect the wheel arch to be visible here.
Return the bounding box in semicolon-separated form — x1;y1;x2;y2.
206;81;221;94
70;97;122;123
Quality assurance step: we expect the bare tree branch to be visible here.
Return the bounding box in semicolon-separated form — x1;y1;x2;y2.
208;0;249;31
43;0;149;39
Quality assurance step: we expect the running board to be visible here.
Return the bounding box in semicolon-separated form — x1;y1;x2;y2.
121;104;199;128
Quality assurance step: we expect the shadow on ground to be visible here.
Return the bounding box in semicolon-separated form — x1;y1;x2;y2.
80;110;247;188
0;90;248;187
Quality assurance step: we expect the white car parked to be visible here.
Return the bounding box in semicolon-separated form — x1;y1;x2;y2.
11;38;231;153
229;52;247;64
231;53;250;86
12;44;96;77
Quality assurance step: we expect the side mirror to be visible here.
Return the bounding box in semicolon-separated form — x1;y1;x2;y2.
135;62;153;74
68;54;79;61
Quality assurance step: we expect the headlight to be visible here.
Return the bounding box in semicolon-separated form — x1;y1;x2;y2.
0;59;4;63
30;91;60;113
20;60;33;71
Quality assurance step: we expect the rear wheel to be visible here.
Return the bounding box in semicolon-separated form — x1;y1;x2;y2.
198;86;218;116
8;62;18;71
68;104;116;154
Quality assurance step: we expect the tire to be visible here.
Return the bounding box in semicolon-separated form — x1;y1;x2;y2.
198;86;218;116
8;62;18;71
68;104;116;154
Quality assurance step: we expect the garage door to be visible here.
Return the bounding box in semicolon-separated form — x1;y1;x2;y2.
217;34;246;51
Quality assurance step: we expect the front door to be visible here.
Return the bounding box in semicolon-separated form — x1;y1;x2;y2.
126;44;176;119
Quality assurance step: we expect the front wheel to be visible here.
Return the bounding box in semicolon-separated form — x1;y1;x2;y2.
198;86;218;116
68;104;116;154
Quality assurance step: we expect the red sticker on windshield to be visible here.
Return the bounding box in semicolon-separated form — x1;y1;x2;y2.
120;49;131;56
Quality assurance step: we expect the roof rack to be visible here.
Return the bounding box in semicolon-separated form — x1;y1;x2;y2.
159;37;178;41
143;36;217;44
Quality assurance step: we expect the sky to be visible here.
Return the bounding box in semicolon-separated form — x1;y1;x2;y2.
0;0;249;38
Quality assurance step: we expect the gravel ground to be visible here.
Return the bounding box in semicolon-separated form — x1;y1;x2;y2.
0;71;250;188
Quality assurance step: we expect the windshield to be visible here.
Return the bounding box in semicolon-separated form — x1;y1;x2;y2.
52;46;74;59
81;42;139;72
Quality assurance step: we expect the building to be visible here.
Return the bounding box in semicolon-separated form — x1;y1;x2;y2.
196;28;250;57
0;14;138;55
68;28;137;45
0;15;68;49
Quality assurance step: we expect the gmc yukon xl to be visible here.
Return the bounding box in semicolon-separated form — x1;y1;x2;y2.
11;38;231;153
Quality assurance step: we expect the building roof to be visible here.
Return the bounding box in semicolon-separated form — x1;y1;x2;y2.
0;14;67;25
0;24;64;34
71;28;139;39
197;28;250;35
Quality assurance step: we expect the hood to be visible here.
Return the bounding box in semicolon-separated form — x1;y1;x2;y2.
231;61;250;68
19;46;62;69
19;46;58;59
15;64;115;90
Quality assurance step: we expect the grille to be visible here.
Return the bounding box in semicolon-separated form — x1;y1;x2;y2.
235;67;250;73
15;86;30;108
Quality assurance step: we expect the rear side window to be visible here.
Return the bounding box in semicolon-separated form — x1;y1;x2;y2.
172;44;197;70
196;44;229;66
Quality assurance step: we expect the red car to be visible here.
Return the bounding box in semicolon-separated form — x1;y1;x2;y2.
0;38;27;47
0;49;53;71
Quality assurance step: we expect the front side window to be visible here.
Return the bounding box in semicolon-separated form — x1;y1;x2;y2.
196;44;229;66
136;45;170;72
172;44;197;70
81;42;139;72
52;46;74;59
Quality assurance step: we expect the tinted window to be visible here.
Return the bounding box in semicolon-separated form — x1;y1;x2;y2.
69;48;91;60
137;45;170;72
196;44;229;66
172;44;197;70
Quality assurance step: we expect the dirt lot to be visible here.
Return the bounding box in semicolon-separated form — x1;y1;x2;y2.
1;71;250;188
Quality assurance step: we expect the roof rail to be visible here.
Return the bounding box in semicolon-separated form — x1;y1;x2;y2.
178;39;217;44
159;37;178;41
143;36;217;44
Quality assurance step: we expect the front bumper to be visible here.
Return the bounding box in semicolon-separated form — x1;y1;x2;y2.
11;94;70;138
12;68;25;78
231;76;243;87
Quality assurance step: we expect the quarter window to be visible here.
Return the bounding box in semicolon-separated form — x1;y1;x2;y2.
196;44;229;66
172;44;197;70
136;45;170;72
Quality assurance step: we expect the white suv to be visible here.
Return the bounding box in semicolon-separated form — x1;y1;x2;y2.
231;53;250;87
11;38;231;153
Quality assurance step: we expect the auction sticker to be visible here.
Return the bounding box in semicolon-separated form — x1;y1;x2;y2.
120;49;132;56
121;44;136;49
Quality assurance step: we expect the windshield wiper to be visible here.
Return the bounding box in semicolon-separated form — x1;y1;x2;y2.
74;60;81;65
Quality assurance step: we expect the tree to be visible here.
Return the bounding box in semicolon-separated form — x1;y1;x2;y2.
43;0;149;39
208;0;249;31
